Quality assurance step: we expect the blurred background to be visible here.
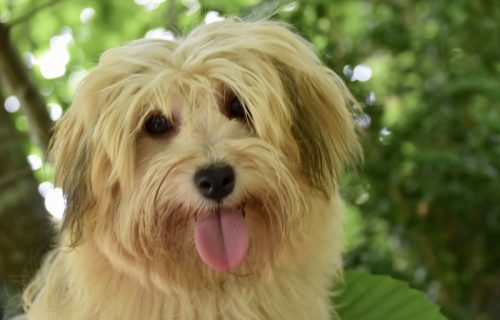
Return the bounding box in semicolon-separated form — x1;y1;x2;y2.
0;0;498;319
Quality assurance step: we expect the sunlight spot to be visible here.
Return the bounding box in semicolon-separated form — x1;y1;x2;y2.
343;65;353;80
366;91;376;105
44;186;66;220
80;7;95;23
27;154;43;171
68;69;88;93
37;28;73;79
379;127;392;143
355;192;370;205
24;52;35;68
352;103;363;112
145;28;175;40
352;64;372;82
41;87;54;96
38;181;54;198
281;2;298;12
183;0;200;16
49;103;63;121
380;127;392;136
205;11;224;24
355;113;371;128
4;96;20;113
135;0;165;10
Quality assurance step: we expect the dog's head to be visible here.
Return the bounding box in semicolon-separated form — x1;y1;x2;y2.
51;19;361;288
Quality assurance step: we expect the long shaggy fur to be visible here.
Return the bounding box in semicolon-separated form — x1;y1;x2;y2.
21;19;361;319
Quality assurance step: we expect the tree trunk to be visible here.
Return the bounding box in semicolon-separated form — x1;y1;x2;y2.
0;22;52;154
0;92;54;289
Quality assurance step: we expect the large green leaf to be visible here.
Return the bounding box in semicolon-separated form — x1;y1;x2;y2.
334;271;448;320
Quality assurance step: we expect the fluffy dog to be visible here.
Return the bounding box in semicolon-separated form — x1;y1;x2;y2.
22;19;361;319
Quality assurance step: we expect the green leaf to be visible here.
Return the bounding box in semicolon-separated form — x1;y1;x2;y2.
334;271;448;320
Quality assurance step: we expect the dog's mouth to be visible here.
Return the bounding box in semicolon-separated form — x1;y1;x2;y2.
194;206;249;272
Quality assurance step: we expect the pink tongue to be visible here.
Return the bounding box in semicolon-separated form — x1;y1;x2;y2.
194;208;249;272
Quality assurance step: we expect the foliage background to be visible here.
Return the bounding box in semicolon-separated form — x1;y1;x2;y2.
0;0;498;319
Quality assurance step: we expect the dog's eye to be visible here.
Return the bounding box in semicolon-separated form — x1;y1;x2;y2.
228;97;247;120
144;114;173;135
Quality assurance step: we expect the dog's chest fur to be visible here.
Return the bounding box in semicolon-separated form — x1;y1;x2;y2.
26;198;342;320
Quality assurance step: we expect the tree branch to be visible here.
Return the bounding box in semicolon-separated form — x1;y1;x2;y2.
0;22;52;153
0;167;33;189
7;0;66;28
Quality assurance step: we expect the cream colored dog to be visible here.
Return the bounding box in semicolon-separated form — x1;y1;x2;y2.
22;19;361;319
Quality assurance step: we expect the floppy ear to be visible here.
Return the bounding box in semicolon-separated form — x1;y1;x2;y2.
50;93;95;245
50;61;126;245
276;61;362;194
260;23;362;194
50;59;118;245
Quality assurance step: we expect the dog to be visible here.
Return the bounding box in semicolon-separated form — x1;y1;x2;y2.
21;18;361;319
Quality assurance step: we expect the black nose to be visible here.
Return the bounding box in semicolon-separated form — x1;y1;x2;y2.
194;164;235;201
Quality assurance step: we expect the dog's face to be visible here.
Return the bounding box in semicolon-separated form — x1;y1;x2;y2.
51;20;360;288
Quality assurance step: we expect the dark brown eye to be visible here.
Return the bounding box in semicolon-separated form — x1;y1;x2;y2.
228;96;247;120
144;114;172;135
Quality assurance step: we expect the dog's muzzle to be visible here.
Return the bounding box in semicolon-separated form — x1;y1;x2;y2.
193;164;249;272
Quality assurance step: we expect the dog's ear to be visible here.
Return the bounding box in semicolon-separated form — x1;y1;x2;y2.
276;61;361;194
261;23;362;194
50;52;132;245
50;47;123;245
50;92;95;245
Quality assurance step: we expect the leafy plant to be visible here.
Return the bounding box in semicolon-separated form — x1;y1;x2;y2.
335;271;447;320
